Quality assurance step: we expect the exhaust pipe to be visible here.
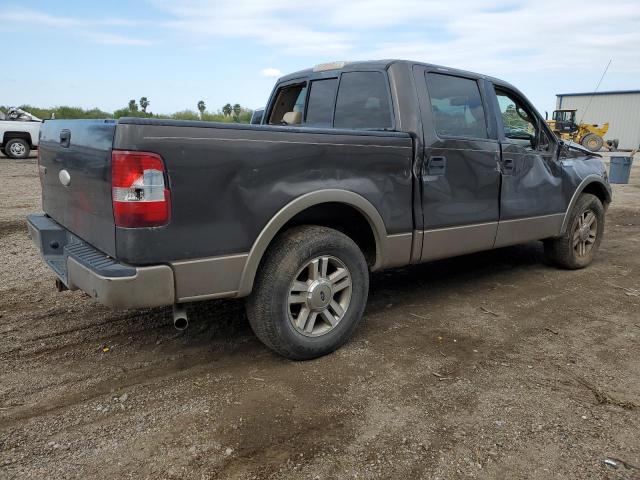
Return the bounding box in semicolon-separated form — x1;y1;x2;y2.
173;305;188;331
55;278;68;292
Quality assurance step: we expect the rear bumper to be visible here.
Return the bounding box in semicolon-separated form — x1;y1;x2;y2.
27;214;175;308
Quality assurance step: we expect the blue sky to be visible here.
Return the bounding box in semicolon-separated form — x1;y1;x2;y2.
2;0;639;115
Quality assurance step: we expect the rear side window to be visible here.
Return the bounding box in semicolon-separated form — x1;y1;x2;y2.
305;78;338;126
268;83;307;125
426;73;488;139
334;72;392;129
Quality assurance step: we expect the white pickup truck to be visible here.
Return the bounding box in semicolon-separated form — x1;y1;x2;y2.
0;108;42;159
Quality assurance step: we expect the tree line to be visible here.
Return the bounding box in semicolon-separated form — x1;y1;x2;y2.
1;97;254;123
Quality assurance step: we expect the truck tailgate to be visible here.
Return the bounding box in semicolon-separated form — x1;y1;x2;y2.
38;120;117;257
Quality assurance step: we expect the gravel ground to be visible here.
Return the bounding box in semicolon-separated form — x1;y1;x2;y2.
0;151;639;479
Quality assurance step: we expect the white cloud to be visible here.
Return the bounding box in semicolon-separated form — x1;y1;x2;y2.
0;7;152;46
0;7;80;27
153;0;640;74
155;0;354;55
3;0;639;113
260;68;282;78
85;33;154;47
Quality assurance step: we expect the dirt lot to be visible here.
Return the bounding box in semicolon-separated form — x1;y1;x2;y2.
1;152;639;479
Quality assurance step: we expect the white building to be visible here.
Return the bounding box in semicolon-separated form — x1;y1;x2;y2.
556;90;640;150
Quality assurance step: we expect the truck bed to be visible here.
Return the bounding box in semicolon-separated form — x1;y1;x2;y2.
38;117;414;265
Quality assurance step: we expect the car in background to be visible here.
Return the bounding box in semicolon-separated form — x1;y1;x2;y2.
0;108;42;159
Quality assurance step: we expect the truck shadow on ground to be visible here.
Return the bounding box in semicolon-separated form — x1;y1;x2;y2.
177;241;548;350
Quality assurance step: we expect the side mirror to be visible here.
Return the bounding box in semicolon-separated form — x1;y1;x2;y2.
556;139;568;159
545;111;548;120
250;108;264;125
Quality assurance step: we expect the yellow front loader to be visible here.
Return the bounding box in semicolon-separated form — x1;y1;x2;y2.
546;109;613;152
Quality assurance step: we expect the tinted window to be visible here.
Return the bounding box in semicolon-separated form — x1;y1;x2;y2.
305;78;338;126
426;73;487;139
334;72;392;129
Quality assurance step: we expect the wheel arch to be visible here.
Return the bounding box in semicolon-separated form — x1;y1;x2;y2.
560;175;612;233
3;131;33;146
237;190;392;297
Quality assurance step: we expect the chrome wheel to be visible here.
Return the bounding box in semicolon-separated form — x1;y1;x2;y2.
288;255;352;337
573;209;597;257
9;142;26;157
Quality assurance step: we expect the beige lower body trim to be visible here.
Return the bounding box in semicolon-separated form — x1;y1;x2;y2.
378;232;413;269
494;213;564;248
410;230;424;264
171;253;248;302
168;215;565;303
421;222;498;262
170;231;414;301
67;257;175;309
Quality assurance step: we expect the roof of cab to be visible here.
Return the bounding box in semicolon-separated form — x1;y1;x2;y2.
278;59;396;82
277;59;514;90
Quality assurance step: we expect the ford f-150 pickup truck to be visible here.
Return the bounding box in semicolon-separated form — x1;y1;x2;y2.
28;60;611;360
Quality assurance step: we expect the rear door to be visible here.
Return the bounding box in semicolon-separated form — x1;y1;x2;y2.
414;66;501;261
38;119;117;256
488;84;565;247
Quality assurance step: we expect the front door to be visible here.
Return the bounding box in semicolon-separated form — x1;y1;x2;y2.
490;84;565;247
415;67;502;261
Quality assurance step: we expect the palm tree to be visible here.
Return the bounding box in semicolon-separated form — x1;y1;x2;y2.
197;100;206;117
139;97;149;113
222;103;232;117
232;103;241;117
128;99;138;112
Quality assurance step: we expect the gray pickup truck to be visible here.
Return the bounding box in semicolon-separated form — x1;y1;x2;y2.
28;60;611;359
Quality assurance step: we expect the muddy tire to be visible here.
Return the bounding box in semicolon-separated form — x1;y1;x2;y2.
544;193;604;269
246;225;369;360
581;133;603;152
4;138;30;159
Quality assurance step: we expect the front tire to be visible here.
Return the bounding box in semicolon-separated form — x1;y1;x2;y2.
4;138;30;159
246;225;369;360
544;193;605;269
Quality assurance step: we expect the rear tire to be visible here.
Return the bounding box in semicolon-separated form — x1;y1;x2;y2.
581;133;603;152
246;225;369;360
4;138;30;159
544;193;604;269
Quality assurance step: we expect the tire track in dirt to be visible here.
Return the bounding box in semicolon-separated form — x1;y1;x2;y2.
0;341;262;429
0;219;26;240
0;316;174;359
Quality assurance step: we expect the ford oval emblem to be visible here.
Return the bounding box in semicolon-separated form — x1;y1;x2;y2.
59;169;71;186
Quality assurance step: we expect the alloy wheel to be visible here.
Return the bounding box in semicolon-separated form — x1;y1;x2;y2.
573;209;597;257
288;255;352;337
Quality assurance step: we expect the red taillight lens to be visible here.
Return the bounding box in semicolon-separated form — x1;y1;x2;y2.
112;150;170;228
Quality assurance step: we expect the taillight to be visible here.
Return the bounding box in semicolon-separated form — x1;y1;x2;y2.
112;150;170;228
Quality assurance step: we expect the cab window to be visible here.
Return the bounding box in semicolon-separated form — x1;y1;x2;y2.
495;88;551;151
305;78;338;126
334;72;392;129
426;73;488;139
268;83;307;125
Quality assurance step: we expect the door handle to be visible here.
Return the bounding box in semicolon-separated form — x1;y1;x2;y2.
426;156;446;176
502;158;515;174
60;129;71;148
